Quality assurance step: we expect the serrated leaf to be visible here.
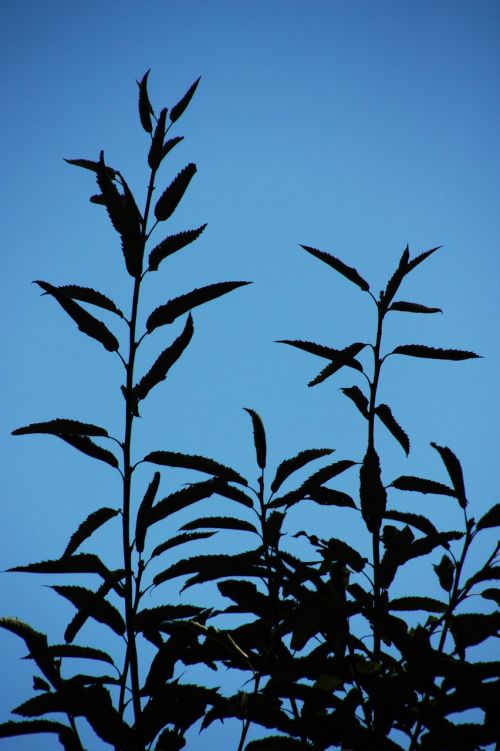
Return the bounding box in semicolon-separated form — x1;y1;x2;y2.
148;224;206;271
359;447;386;533
213;482;255;508
64;158;116;177
58;434;119;469
392;344;480;361
119;176;144;277
150;531;216;559
64;507;119;557
154;163;197;222
406;245;442;273
308;343;367;386
388;300;442;314
382;246;410;309
10;553;110;579
137;69;154;133
389;596;447;613
148;479;221;526
146;281;251;333
12;418;108;438
153;549;264;588
433;554;455;592
33;676;50;692
0;618;58;685
271;448;333;494
63;576;124;644
134;314;194;401
306;487;357;509
47;644;114;664
465;565;500;589
300;245;370;291
52;585;125;637
303;459;356;489
376;403;410;455
384;510;439;537
244;408;266;470
322;537;366;571
53;285;124;318
136;604;204;632
14;692;67;718
390;475;456;497
0;720;73;739
340;385;369;419
35;280;119;352
181;516;258;534
450;612;500;654
95;151;123;234
431;442;468;508
170;77;201;122
144;451;247;485
148;107;167;170
477;503;500;531
135;472;161;553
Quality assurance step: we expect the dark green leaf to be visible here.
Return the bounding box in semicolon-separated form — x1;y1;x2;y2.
388;300;442;314
154;163;197;222
58;434;119;469
476;502;500;531
306;487;357;509
170;77;201;122
390;475;456;497
389;596;447;613
135;472;161;553
300;245;370;291
150;531;216;559
146;281;251;333
64;507;119;557
271;448;333;494
144;451;247;485
433;554;455;592
148;479;221;526
341;385;369;419
134;314;194;402
431;442;468;507
148;107;167;169
148;224;207;271
51;585;125;637
53;285;124;318
392;344;480;360
376;403;410;455
181;516;258;534
244;408;267;470
12;418;108;438
35;280;119;352
137;69;154;133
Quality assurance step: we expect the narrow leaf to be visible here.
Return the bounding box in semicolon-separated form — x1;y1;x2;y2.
150;531;216;559
170;77;201;122
10;553;110;579
390;475;456;497
406;245;442;273
477;503;500;531
244;408;266;470
64;158;116;177
384;510;439;537
148;479;221;526
146;281;251;333
181;516;258;534
300;245;370;291
137;69;154;133
213;482;254;509
303;459;356;489
389;596;447;613
359;447;387;533
148;224;207;271
58;435;119;469
95;151;123;234
35;281;119;352
54;285;124;318
389;300;442;314
433;554;455;592
392;344;480;361
12;419;108;438
306;487;357;509
382;246;409;308
134;314;194;402
376;403;410;455
64;507;119;557
51;585;125;637
431;442;468;508
119;176;144;277
341;385;369;419
0;720;73;739
307;343;366;386
153;549;263;588
135;472;161;553
47;644;114;664
144;451;247;485
148;107;167;170
271;448;334;494
135;604;203;632
154;163;197;222
161;135;184;161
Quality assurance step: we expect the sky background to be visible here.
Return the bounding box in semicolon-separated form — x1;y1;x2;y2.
1;1;499;749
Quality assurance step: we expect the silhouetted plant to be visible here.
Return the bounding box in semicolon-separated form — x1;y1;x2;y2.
1;73;499;751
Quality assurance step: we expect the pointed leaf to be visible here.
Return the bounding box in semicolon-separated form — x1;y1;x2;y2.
0;618;58;685
95;151;123;234
64;158;116;177
53;285;124;318
33;677;50;691
153;549;264;588
148;107;167;170
376;403;410;455
389;300;442;314
14;692;68;718
384;510;439;537
360;447;387;533
170;77;201;122
431;442;468;508
244;408;266;470
35;281;119;352
146;281;251;333
477;503;500;531
0;720;74;739
450;612;500;653
135;604;204;632
271;448;333;494
135;472;161;553
144;451;247;485
390;475;456;497
148;224;207;271
47;644;114;664
134;314;194;402
308;343;366;386
306;487;357;509
214;482;254;508
51;585;125;637
161;135;184;161
150;531;216;559
303;459;356;489
300;245;370;291
148;479;221;526
341;385;369;419
181;516;258;534
63;576;124;644
382;246;410;309
392;344;480;361
12;418;108;438
10;553;110;580
433;554;455;592
64;507;119;557
481;588;500;605
137;69;154;133
406;245;442;273
119;176;144;277
154;163;197;222
58;434;119;469
389;596;447;612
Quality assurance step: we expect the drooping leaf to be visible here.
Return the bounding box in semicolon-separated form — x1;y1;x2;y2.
214;482;255;508
359;447;387;533
53;285;124;318
465;565;500;589
308;343;367;386
376;403;410;455
137;69;154;133
51;585;126;637
63;507;119;557
148;224;207;271
340;385;369;419
431;442;468;508
476;503;500;531
14;692;68;718
135;472;161;553
388;300;442;314
148;479;222;526
271;448;333;494
390;475;456;497
12;418;108;438
35;281;119;352
143;451;247;485
392;344;480;361
134;314;194;402
244;408;267;470
154;163;197;222
148;107;167;170
58;435;119;469
306;487;357;509
47;644;114;665
63;575;124;644
433;554;455;592
389;596;447;613
384;510;439;537
146;281;251;333
10;553;110;580
300;245;370;292
150;531;216;559
181;516;258;534
406;245;442;273
170;76;201;122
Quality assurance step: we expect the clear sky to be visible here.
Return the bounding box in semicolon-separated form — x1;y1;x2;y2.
1;1;499;749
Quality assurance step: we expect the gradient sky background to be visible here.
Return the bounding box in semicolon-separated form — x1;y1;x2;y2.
1;1;499;749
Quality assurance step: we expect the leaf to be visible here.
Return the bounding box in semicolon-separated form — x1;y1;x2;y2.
477;503;500;531
146;281;251;333
389;596;447;613
95;151;123;234
144;451;247;485
51;585;126;637
215;482;255;509
376;403;410;455
134;314;194;402
161;135;184;161
245;738;305;750
384;510;439;537
481;588;500;605
154;163;197;222
450;612;500;654
170;76;201;122
406;245;442;273
47;644;114;665
433;554;455;592
12;418;108;438
341;385;369;419
119;176;144;277
64;507;119;557
181;516;258;534
392;344;480;361
431;442;468;508
244;408;267;470
465;565;500;589
148;107;167;170
307;343;367;386
388;300;442;314
14;692;67;718
148;224;207;271
137;69;154;133
135;472;161;553
390;475;456;497
153;549;264;588
271;448;333;493
64;158;116;177
0;618;58;685
35;281;119;352
0;720;74;739
150;531;216;559
148;479;222;526
303;459;356;489
322;537;366;572
306;487;357;509
300;245;370;292
53;285;124;318
359;447;387;533
10;553;110;580
58;435;119;469
33;676;50;691
382;246;410;308
135;604;203;632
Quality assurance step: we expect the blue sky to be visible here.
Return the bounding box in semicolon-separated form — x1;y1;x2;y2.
1;1;499;749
